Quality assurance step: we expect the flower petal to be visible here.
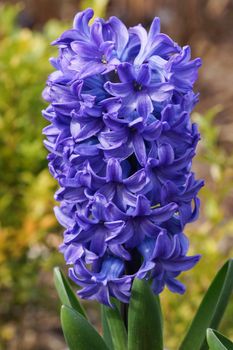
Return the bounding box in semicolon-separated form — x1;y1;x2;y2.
107;16;129;56
117;62;135;83
166;277;185;294
104;81;132;97
137;93;153;119
137;64;151;86
148;83;173;102
106;158;123;182
132;133;147;166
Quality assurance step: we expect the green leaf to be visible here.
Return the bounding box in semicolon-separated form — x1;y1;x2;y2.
206;329;233;350
128;278;163;350
101;306;114;350
102;302;127;350
54;267;87;318
61;305;109;350
179;259;233;350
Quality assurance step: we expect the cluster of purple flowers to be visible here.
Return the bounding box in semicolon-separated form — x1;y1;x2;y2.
43;9;204;306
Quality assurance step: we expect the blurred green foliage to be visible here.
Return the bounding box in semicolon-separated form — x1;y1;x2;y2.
0;4;232;350
81;0;109;18
0;4;66;348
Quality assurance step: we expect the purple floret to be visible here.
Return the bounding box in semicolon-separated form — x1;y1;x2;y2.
43;8;203;306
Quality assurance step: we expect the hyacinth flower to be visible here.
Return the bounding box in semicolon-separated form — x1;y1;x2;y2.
43;6;203;304
43;8;233;350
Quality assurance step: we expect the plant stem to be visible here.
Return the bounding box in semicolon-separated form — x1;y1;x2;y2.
121;248;142;328
121;302;129;329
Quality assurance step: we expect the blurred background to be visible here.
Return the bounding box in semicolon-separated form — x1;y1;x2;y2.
0;1;232;349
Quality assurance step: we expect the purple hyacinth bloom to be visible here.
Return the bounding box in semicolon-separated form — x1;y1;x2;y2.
104;63;173;119
106;195;178;249
69;257;132;306
138;232;201;294
43;8;203;306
